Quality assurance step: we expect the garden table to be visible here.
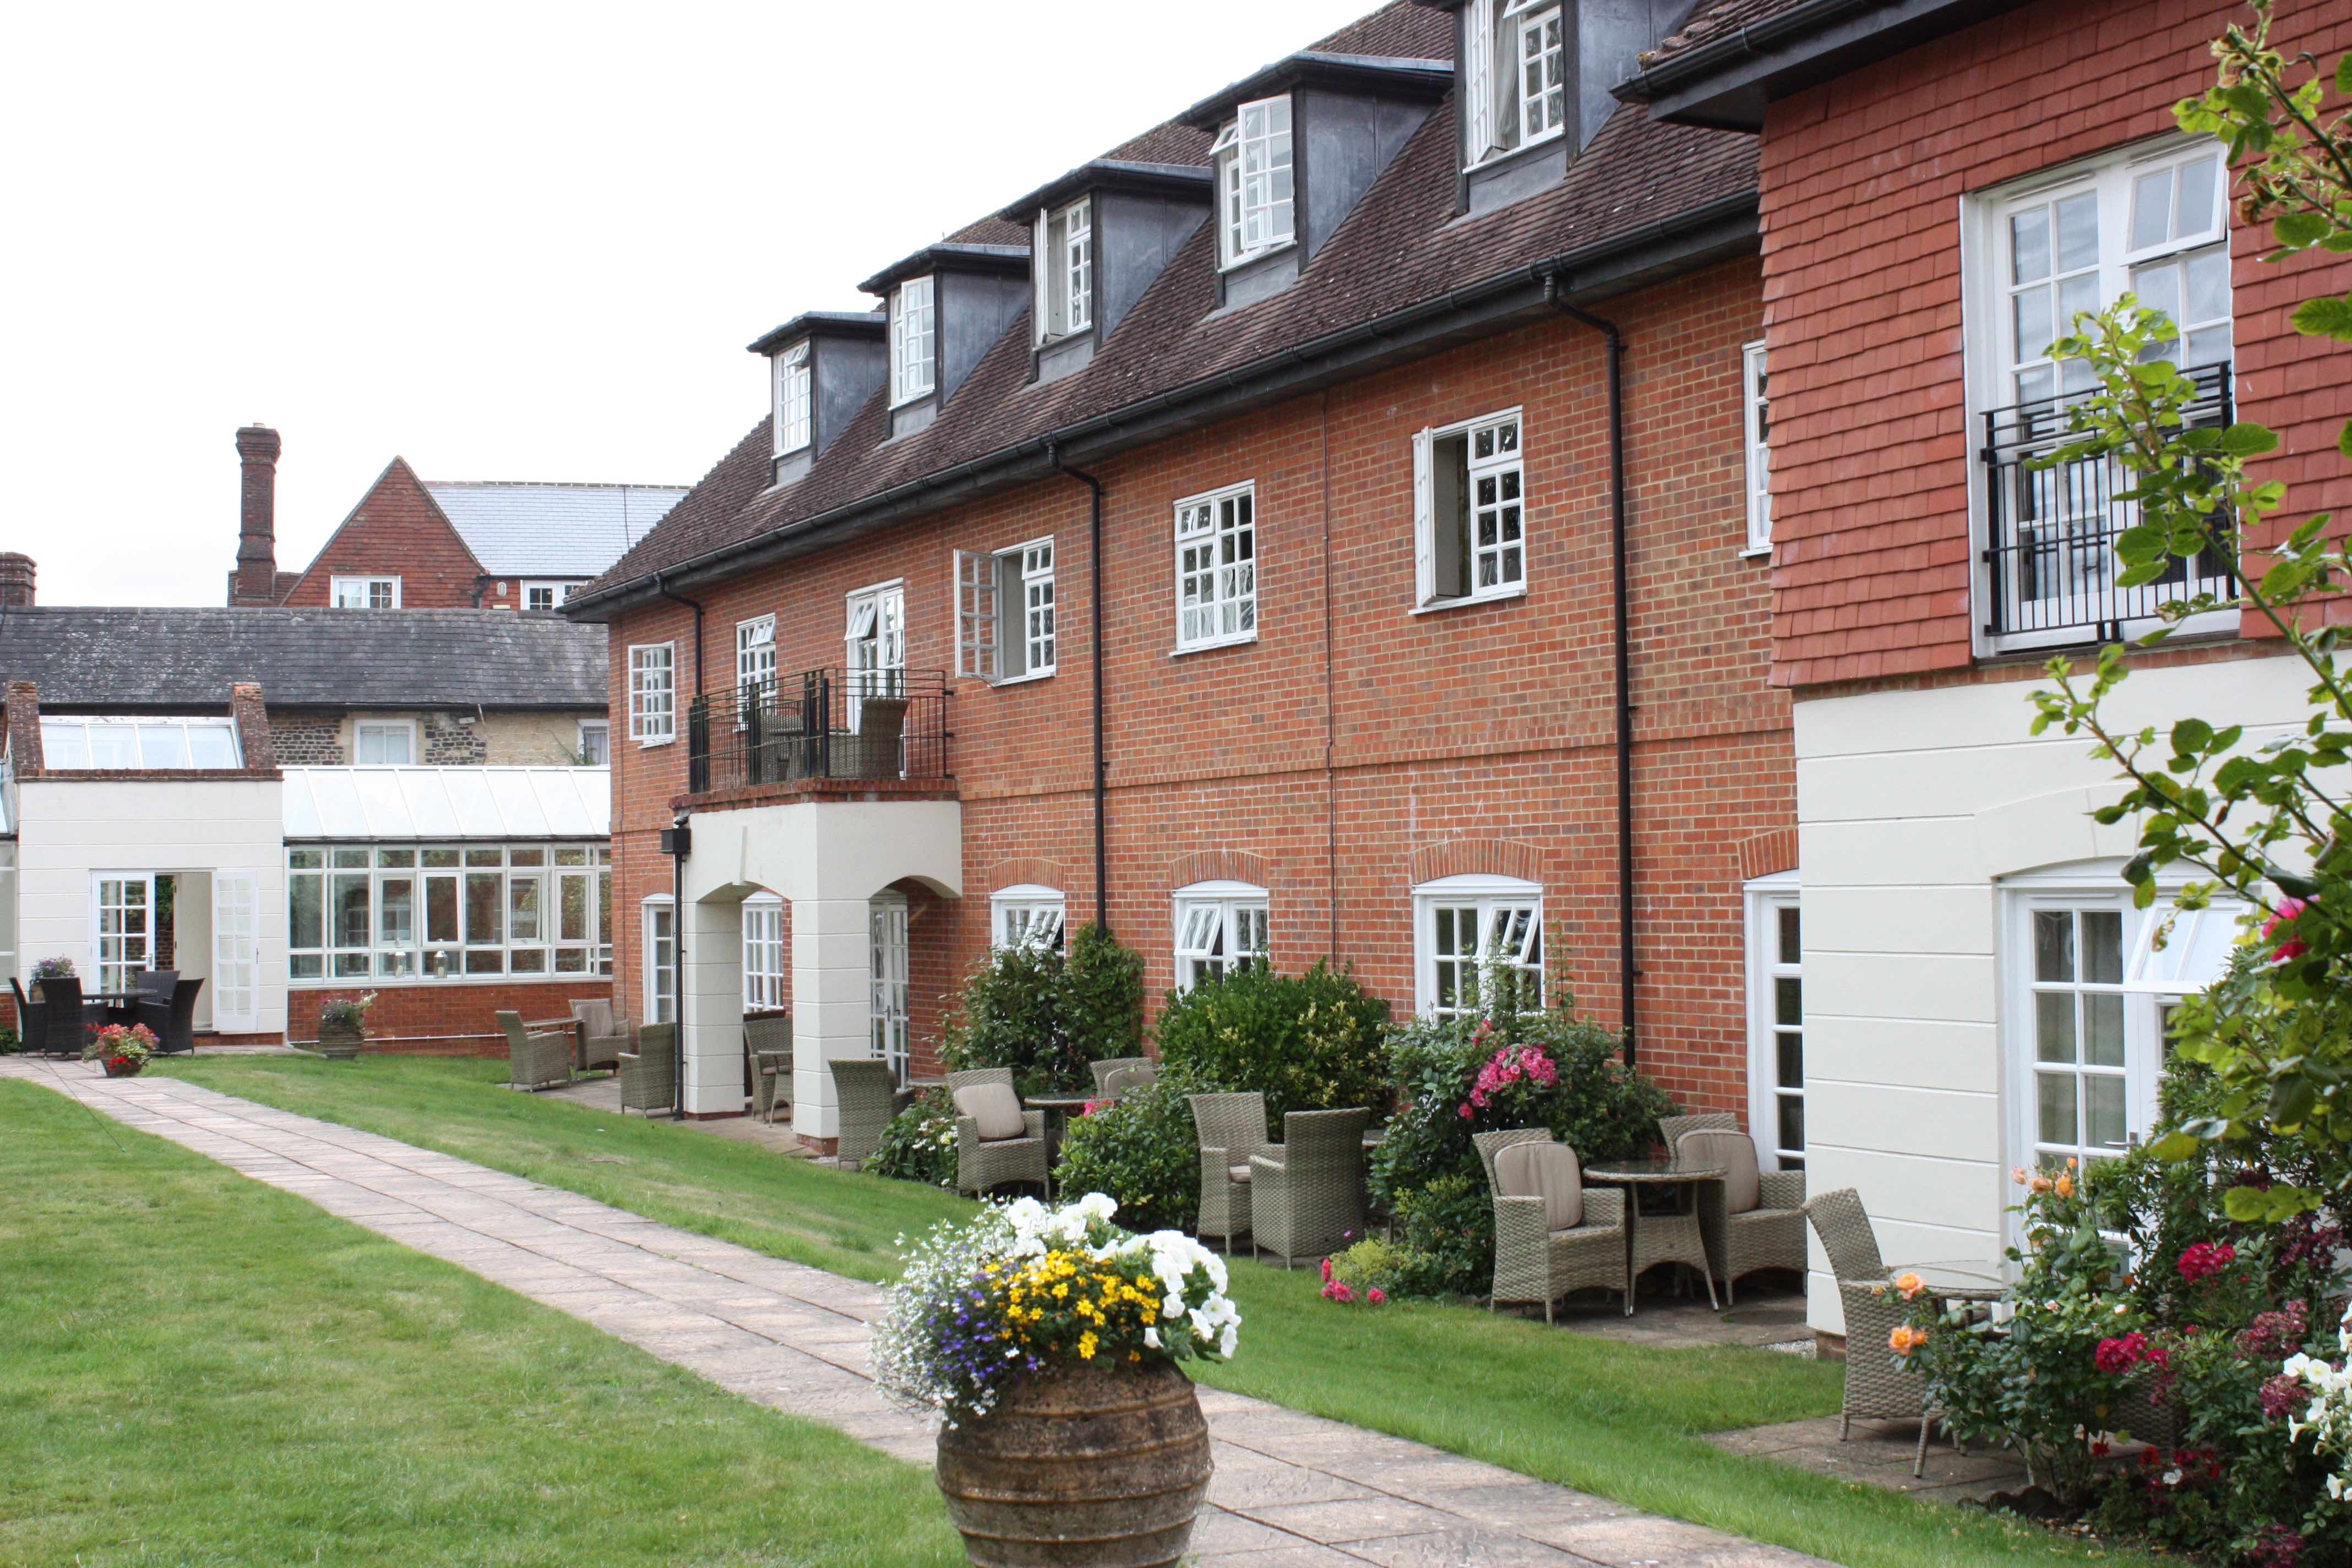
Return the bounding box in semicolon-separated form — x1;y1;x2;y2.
1026;1092;1096;1167
1584;1155;1726;1313
87;990;143;1027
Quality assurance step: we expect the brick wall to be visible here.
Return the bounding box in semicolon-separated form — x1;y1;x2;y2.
1758;0;2352;690
290;977;613;1054
279;458;487;609
606;258;1793;1115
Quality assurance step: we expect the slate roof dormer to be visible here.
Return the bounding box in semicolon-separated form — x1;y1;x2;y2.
997;160;1216;385
745;310;889;488
858;243;1034;440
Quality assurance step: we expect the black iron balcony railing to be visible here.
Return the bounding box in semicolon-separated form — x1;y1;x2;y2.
1981;361;2236;644
687;666;951;796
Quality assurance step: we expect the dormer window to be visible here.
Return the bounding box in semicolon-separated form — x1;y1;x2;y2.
772;342;810;456
1212;96;1295;269
1033;198;1093;343
1463;0;1566;168
890;276;936;406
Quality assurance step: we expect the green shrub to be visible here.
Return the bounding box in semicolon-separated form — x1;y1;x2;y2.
1389;1174;1487;1298
866;1088;957;1188
1062;922;1146;1064
1152;961;1390;1125
1053;1073;1210;1233
1325;1235;1422;1300
938;923;1144;1096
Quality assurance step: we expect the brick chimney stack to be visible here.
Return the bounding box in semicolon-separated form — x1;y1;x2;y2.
231;424;282;606
0;554;34;608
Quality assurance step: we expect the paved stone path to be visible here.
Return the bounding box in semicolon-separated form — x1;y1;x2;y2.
3;1060;1834;1567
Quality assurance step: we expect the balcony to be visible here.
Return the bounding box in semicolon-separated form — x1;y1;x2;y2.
1980;362;2236;647
687;666;952;800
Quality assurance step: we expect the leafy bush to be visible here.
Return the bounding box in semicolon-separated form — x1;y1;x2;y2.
1061;923;1146;1065
1153;961;1390;1125
1053;1073;1211;1233
939;923;1144;1096
1390;1174;1487;1298
1324;1236;1420;1304
0;1026;19;1055
867;1088;957;1188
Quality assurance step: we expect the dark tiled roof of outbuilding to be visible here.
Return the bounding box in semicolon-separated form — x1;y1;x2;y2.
1640;0;1814;66
0;607;608;712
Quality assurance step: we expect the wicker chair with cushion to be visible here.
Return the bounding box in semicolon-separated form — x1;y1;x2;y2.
1474;1128;1631;1320
41;976;89;1058
1102;1064;1156;1099
1806;1186;1934;1472
499;1010;574;1091
139;978;203;1056
1189;1092;1273;1254
1658;1111;1739;1151
1676;1128;1805;1305
137;970;180;1004
619;1023;678;1115
948;1066;1051;1197
830;1058;900;1167
1090;1057;1153;1096
1249;1107;1373;1267
569;998;631;1072
744;1013;793;1124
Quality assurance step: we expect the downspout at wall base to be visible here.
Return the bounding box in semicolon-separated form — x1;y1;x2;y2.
655;574;707;700
1049;445;1111;935
1543;273;1638;1065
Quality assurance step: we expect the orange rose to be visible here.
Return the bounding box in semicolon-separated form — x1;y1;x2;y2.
1888;1324;1926;1355
2054;1174;2076;1199
1895;1271;1925;1299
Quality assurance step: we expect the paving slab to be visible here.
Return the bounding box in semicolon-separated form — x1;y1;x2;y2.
2;1058;1845;1567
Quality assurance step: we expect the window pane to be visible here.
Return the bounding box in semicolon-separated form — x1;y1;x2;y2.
2037;1071;2078;1145
1773;976;1802;1028
1776;1030;1802;1090
509;876;541;941
425;877;459;944
2010;208;2049;284
1776;903;1800;963
466;873;502;944
2176;155;2218;237
2086;1074;2128;1150
1777;1095;1805;1156
2084;993;2126;1066
2054;192;2099;271
2035;991;2077;1061
2082;911;2122;983
137;725;189;769
2130;167;2172;250
289;874;322;950
331;874;369;948
2033;910;2073;982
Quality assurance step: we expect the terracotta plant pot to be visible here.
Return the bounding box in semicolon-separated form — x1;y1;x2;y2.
101;1058;143;1079
935;1360;1212;1568
317;1017;364;1061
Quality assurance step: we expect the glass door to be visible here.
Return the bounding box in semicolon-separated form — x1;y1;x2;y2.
211;873;259;1032
2011;891;2162;1175
92;874;155;993
844;582;906;730
870;894;910;1084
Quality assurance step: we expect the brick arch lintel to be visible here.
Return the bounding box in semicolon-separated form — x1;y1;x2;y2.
1734;827;1799;883
978;857;1075;897
1407;837;1545;889
1167;848;1271;893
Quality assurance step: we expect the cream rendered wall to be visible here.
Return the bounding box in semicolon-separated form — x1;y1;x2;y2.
1794;651;2307;1335
14;778;287;1037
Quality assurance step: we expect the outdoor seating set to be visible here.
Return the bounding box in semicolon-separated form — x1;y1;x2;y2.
1192;1093;1373;1266
494;1001;788;1123
826;1052;1161;1191
12;970;202;1058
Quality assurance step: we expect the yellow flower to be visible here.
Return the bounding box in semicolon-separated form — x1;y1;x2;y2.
1077;1331;1099;1360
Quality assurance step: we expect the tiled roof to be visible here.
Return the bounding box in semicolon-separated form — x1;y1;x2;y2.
1639;0;1815;67
582;0;1756;601
425;482;689;578
0;607;607;711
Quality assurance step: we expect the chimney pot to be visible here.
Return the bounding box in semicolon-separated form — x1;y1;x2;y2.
0;553;35;608
232;424;281;606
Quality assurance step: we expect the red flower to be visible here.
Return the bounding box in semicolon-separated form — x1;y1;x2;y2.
1319;1257;1333;1283
2264;897;2311;963
2177;1242;2236;1283
2091;1440;2111;1458
2094;1332;2148;1374
1366;1287;1386;1305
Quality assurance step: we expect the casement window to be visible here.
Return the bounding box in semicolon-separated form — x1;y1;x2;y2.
890;276;937;406
735;616;777;705
955;538;1055;682
576;720;609;766
844;581;906;712
288;843;610;983
743;892;785;1010
352;720;417;766
1412;410;1525;607
1742;341;1771;554
1172;881;1268;988
1033;198;1092;342
644;895;676;1023
1173;483;1257;651
1212;97;1294;268
870;892;911;1082
1413;874;1543;1017
1744;874;1803;1171
773;340;812;455
992;885;1067;952
522;581;578;612
38;716;242;770
331;575;400;609
629;643;676;744
1460;0;1566;169
92;874;153;994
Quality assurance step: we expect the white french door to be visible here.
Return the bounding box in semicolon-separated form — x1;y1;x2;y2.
92;874;155;993
211;873;260;1032
870;894;910;1084
844;582;906;729
2007;885;2164;1177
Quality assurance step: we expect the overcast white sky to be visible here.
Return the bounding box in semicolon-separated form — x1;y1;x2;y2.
2;1;1375;607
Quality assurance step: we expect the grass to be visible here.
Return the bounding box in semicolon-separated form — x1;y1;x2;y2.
0;1075;963;1567
150;1054;2164;1568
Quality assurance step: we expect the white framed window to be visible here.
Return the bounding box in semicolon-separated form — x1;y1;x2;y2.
992;885;1067;952
1741;341;1771;554
629;643;676;744
743;892;785;1010
521;581;578;612
890;276;936;406
644;895;676;1023
773;340;812;455
287;843;610;983
39;716;242;770
1413;874;1543;1018
1412;409;1525;607
331;575;400;609
1033;198;1092;342
1743;873;1803;1171
1173;482;1257;652
1212;96;1294;269
1461;0;1567;169
955;537;1056;682
352;720;417;766
735;616;777;705
871;892;910;1082
92;873;154;994
1172;880;1268;988
576;720;609;766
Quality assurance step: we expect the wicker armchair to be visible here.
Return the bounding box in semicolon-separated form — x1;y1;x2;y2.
139;978;203;1056
1474;1128;1630;1320
39;975;88;1058
1090;1056;1153;1096
569;998;631;1072
1675;1128;1805;1305
499;1010;574;1091
1102;1064;1156;1099
1250;1107;1372;1267
745;1012;793;1124
1806;1186;1933;1472
619;1023;678;1115
830;1058;900;1167
947;1066;1051;1197
1658;1111;1739;1151
1190;1092;1273;1254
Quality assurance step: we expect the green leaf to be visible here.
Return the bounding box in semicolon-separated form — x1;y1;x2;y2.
2293;294;2352;342
2338;418;2352;463
2275;211;2333;248
2172;717;2215;753
2337;50;2352;95
2148;1130;2202;1162
2222;421;2282;456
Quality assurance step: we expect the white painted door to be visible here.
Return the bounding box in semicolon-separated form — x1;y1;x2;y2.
92;874;155;993
211;872;260;1032
843;582;906;728
870;894;910;1084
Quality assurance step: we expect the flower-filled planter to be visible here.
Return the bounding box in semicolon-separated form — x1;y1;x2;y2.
317;993;375;1061
83;1021;156;1079
29;956;74;1004
875;1193;1236;1567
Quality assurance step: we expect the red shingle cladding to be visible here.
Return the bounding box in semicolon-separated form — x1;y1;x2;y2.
1759;0;2352;689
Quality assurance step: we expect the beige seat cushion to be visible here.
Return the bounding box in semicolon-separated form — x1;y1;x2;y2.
1493;1139;1583;1231
954;1082;1027;1142
571;998;618;1036
1679;1129;1761;1213
1228;1164;1252;1184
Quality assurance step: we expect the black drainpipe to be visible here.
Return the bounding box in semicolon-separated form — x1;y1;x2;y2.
1049;444;1110;935
654;570;703;1122
655;572;707;699
1543;273;1638;1065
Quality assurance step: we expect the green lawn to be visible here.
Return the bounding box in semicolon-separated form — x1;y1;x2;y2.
0;1077;963;1567
151;1054;2157;1568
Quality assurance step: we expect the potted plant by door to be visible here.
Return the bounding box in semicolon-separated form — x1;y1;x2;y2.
317;993;376;1060
83;1022;157;1078
30;956;74;1003
874;1193;1236;1567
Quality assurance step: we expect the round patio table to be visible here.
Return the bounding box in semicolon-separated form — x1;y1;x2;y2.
1026;1092;1098;1170
1583;1155;1727;1313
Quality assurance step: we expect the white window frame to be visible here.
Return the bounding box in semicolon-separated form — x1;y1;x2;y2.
37;716;243;770
1741;341;1772;556
743;892;785;1011
992;885;1067;952
1412;873;1544;1019
91;873;155;995
1461;0;1567;170
1173;482;1258;654
643;895;676;1024
1033;198;1093;343
1212;96;1295;269
352;719;418;767
576;720;609;766
287;843;610;984
1172;880;1269;989
890;276;936;406
331;575;400;609
870;891;911;1082
521;581;578;612
773;340;812;455
628;643;676;745
735;615;777;706
955;537;1056;683
1743;872;1803;1172
1412;408;1527;609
